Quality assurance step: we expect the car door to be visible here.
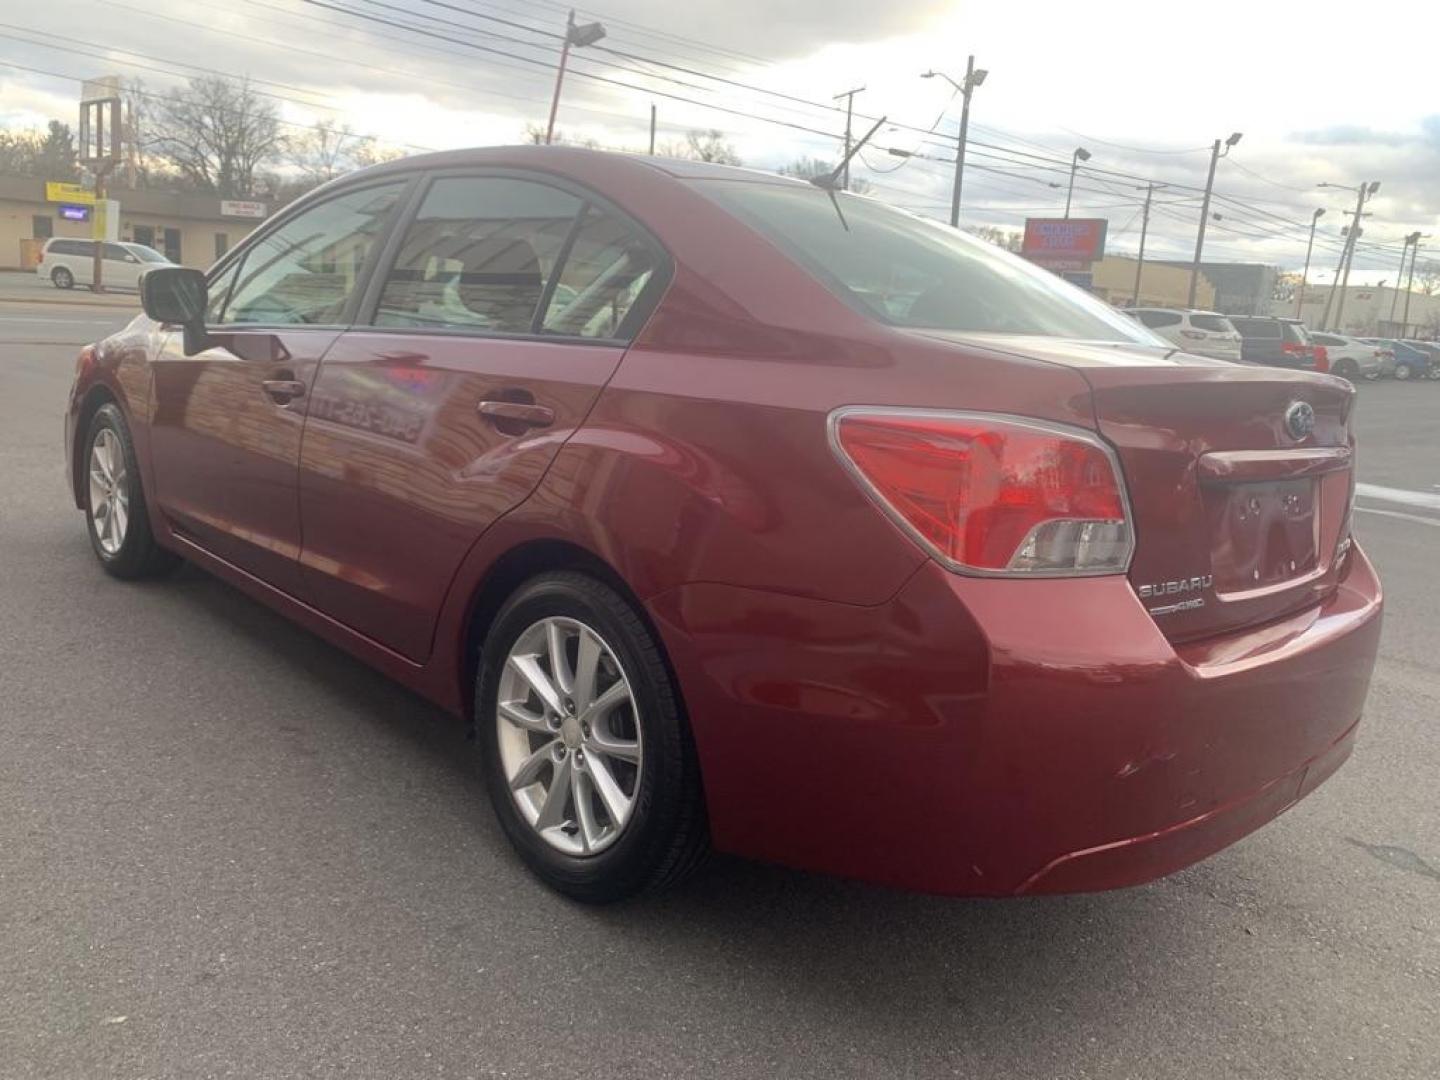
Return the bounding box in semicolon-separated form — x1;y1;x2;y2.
147;179;411;597
296;172;665;660
103;243;141;289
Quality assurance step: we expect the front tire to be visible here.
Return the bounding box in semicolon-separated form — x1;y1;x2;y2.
476;571;707;902
83;404;180;580
52;266;74;289
1333;359;1359;381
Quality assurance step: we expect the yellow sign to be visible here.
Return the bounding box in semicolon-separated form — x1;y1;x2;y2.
45;181;95;205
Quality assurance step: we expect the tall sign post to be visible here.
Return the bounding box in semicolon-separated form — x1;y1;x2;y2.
79;85;123;293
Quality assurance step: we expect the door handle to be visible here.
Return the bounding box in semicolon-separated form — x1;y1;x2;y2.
262;379;307;405
477;400;555;428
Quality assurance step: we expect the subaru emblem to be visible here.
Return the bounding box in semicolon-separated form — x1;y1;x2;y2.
1284;400;1315;440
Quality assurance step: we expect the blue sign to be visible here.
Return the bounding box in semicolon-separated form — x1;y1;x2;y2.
59;204;90;222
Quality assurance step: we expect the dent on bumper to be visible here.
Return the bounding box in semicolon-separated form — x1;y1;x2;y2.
649;546;1382;896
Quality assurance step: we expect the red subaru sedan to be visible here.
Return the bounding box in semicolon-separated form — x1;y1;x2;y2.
65;147;1381;902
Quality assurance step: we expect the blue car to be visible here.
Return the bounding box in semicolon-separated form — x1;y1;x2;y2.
1361;339;1434;381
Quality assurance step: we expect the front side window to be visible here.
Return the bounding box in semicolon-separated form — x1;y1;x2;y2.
695;179;1159;344
375;176;581;333
222;182;406;326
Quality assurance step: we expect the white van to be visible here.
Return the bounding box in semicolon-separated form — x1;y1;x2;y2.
36;238;173;291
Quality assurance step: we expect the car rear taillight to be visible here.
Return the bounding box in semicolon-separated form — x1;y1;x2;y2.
829;409;1133;576
75;343;97;378
1313;345;1329;373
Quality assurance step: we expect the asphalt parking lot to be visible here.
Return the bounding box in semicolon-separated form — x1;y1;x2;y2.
1;290;1436;1080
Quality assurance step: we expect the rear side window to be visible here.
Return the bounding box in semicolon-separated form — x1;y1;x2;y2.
540;207;657;339
375;177;580;333
1188;314;1232;333
222;182;406;326
1311;333;1341;346
49;239;93;257
1136;310;1181;328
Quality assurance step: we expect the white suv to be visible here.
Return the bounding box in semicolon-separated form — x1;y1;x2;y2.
1126;307;1243;361
1308;332;1388;381
36;238;172;291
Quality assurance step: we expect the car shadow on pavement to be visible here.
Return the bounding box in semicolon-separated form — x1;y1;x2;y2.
151;557;1234;1049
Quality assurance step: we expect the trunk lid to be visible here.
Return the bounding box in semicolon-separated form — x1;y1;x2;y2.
913;334;1356;643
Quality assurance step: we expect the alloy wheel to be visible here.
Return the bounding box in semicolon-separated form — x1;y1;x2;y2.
495;616;643;856
88;428;129;556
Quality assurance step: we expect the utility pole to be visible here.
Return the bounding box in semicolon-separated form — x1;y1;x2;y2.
1131;183;1155;305
648;103;656;156
832;86;865;191
1403;236;1426;336
1325;181;1380;333
1065;147;1091;219
1390;231;1419;330
1188;132;1242;308
544;10;606;145
921;58;987;227
1296;207;1325;319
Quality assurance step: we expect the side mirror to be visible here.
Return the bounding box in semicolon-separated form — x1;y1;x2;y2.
140;266;210;355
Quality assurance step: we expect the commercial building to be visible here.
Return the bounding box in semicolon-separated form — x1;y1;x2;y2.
0;174;271;272
1088;255;1216;310
1275;283;1440;338
1155;261;1277;316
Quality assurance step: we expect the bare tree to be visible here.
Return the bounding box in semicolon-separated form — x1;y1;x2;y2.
777;155;871;193
148;76;283;197
965;224;1022;252
1416;260;1440;297
351;141;407;168
289;119;361;185
684;129;741;164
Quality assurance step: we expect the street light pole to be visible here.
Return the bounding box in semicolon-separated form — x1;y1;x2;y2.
922;58;987;228
1327;181;1380;333
1131;182;1155;306
833;86;865;191
1188;132;1242;308
1064;147;1090;218
1296;207;1325;319
1390;231;1419;330
1403;236;1427;336
544;10;606;145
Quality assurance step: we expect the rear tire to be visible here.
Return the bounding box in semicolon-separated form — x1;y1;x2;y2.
51;266;74;290
475;571;707;902
83;404;180;580
1395;362;1414;381
1333;359;1359;381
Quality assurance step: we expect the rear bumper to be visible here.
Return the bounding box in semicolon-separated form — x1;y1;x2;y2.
650;546;1382;896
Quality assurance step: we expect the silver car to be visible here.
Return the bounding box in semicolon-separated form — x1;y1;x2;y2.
1309;332;1389;380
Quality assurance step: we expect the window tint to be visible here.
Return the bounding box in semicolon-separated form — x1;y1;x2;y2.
1137;310;1181;328
1231;318;1280;339
131;245;169;263
375;176;580;333
104;243;132;262
1280;321;1310;345
50;239;93;257
1311;333;1340;346
695;179;1156;344
541;207;657;339
1188;314;1232;333
224;182;405;326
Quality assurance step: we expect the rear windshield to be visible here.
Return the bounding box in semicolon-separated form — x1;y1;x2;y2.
1188;313;1233;333
694;179;1159;344
1231;318;1281;339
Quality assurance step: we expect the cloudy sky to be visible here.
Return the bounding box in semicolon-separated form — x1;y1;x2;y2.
3;0;1438;281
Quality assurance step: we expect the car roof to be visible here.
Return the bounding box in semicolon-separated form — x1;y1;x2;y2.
355;143;801;187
